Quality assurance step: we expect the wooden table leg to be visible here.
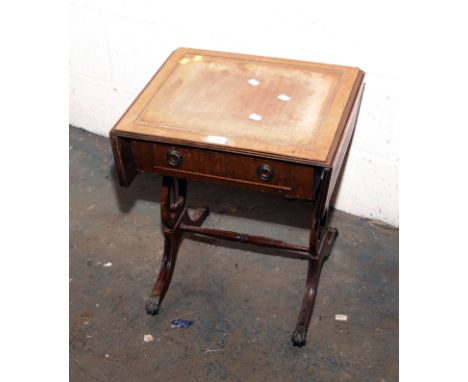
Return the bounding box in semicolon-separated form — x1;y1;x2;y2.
146;176;209;315
291;168;338;347
291;227;338;347
146;229;182;314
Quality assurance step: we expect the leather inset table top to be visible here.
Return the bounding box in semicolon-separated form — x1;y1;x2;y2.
113;48;364;165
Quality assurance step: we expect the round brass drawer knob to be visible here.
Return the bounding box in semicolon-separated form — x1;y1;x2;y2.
257;164;274;181
166;150;182;167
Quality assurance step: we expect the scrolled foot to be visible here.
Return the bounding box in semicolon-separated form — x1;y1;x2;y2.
291;326;308;347
327;227;339;240
193;207;210;224
145;296;161;315
183;207;210;227
323;227;339;261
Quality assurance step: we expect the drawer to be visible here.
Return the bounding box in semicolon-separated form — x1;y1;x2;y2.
154;142;292;187
129;139;315;199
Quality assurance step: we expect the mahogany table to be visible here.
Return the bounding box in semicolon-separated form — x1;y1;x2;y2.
110;48;364;347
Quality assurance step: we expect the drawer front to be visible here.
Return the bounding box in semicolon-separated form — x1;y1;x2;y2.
130;140;315;199
154;142;292;188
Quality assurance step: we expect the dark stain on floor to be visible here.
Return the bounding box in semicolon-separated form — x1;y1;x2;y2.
70;126;398;381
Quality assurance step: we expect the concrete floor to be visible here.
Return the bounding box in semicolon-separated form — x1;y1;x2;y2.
70;126;398;381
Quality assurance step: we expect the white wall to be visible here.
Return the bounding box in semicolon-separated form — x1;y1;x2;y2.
70;1;399;227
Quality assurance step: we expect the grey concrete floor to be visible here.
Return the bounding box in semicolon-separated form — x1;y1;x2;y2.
70;126;398;381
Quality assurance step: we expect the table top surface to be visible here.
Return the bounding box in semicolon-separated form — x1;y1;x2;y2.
113;48;364;165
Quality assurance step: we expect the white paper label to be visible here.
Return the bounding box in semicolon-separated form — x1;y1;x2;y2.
249;113;262;121
206;135;228;144
335;314;348;321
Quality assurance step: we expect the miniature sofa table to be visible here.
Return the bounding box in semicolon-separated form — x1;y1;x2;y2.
110;48;364;347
